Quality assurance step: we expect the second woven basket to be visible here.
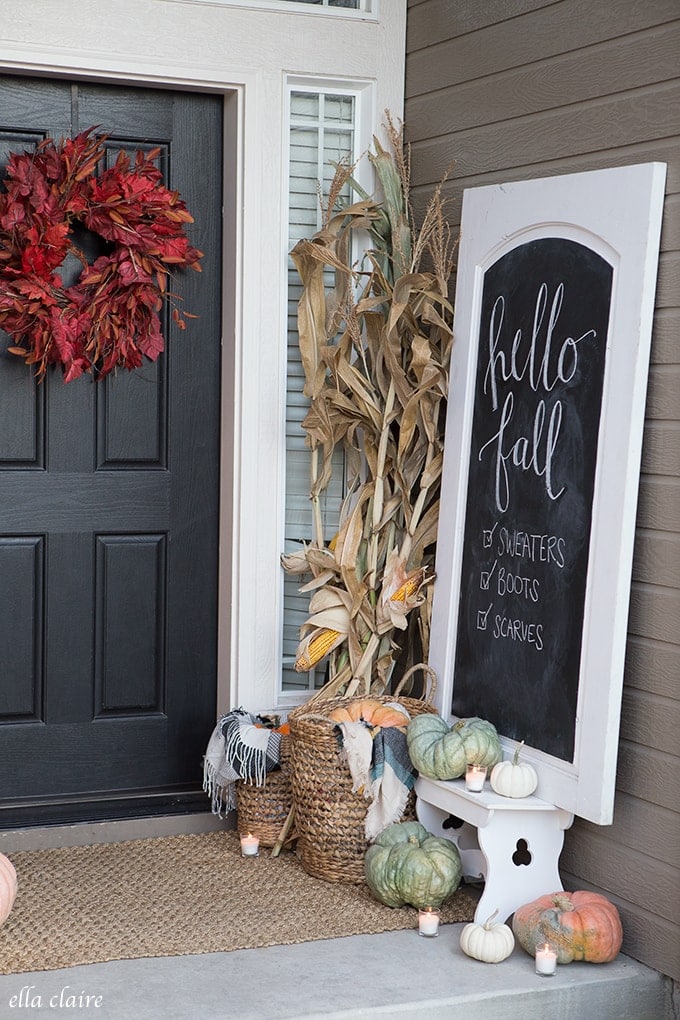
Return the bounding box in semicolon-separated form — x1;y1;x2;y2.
235;735;294;849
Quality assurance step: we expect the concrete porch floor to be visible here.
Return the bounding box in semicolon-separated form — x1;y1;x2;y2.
0;926;672;1019
0;817;674;1019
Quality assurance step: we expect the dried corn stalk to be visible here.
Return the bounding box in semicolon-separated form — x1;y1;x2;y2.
282;117;456;701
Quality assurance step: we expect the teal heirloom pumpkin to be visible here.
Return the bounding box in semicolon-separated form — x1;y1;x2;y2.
407;713;503;781
364;820;462;909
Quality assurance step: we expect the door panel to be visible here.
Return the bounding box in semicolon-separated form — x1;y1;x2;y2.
0;76;223;824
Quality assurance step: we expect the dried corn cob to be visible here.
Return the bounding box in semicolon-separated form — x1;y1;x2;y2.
294;628;341;672
390;569;424;602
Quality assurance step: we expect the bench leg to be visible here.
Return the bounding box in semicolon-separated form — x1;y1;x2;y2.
474;811;566;924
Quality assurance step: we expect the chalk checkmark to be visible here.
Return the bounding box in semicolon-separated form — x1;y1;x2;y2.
482;521;499;549
480;558;498;591
477;603;493;631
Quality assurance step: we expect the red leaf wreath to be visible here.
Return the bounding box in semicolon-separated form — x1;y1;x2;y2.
0;128;203;382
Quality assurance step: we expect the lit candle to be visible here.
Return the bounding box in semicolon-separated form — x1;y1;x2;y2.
240;833;259;857
535;942;558;976
465;763;487;792
418;908;440;937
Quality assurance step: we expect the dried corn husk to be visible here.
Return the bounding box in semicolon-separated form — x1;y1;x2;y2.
282;115;456;700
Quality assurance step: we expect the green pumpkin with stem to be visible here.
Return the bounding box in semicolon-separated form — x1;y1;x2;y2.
364;821;462;909
407;713;503;780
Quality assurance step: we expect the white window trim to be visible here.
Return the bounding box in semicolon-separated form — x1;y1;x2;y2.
278;77;376;709
0;0;406;719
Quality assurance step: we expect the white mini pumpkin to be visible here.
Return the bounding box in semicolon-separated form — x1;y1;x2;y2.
490;741;538;798
460;908;515;963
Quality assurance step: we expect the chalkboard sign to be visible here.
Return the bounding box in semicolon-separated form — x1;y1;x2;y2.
428;164;666;823
451;238;612;761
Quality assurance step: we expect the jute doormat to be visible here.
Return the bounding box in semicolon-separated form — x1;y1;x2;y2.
0;831;476;975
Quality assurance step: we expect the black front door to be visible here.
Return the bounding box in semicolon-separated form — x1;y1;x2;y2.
0;76;223;826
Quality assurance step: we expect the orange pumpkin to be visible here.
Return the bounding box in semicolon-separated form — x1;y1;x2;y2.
329;699;407;729
369;704;409;728
512;891;623;964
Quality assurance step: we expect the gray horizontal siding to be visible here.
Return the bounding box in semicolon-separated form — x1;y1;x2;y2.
633;531;680;587
625;636;679;700
407;0;679;98
408;81;680;186
408;23;680;137
406;0;680;983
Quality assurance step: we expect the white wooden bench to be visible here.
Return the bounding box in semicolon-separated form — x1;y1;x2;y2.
415;775;574;924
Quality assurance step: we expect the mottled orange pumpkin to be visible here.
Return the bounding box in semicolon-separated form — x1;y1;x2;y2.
512;891;623;964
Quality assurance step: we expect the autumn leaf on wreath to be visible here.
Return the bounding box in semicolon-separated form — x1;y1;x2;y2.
0;203;25;231
138;315;165;361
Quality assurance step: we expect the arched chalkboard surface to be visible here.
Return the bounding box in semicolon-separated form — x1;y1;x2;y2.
451;238;613;762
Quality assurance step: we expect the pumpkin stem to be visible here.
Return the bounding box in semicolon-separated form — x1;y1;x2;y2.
513;740;525;766
484;908;500;929
553;894;575;912
408;835;420;845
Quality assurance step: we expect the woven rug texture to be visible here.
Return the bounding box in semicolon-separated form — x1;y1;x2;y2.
0;831;476;975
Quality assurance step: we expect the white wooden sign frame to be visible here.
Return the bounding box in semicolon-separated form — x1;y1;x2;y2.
429;163;666;825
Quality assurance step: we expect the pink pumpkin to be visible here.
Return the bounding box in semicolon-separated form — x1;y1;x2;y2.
0;853;17;925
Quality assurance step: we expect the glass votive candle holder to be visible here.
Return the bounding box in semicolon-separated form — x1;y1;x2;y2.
240;832;260;857
535;941;558;976
418;907;440;937
465;763;487;792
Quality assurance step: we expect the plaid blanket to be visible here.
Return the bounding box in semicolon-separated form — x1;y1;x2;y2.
365;724;417;841
336;702;416;841
203;708;284;817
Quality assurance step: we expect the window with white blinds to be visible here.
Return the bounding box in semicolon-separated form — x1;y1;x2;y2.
282;90;356;694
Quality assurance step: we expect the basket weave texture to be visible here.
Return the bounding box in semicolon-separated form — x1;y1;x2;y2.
288;666;437;884
235;735;294;848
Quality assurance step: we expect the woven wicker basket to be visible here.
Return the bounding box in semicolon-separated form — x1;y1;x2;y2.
288;665;437;884
235;736;294;849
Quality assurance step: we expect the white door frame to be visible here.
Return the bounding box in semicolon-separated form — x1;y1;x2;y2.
0;1;407;721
